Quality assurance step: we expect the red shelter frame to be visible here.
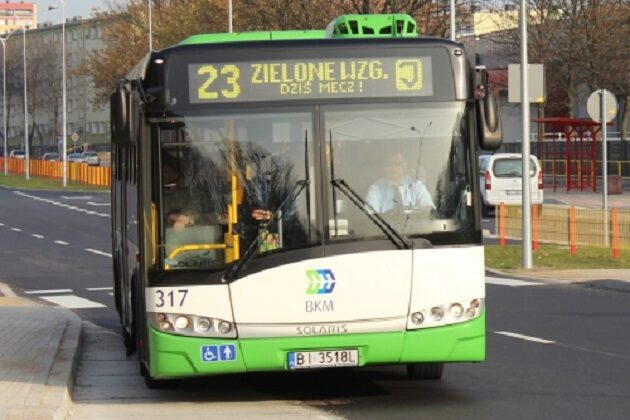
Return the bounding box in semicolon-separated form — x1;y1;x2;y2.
531;117;605;192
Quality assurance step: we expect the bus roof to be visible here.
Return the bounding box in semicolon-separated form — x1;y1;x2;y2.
179;14;418;46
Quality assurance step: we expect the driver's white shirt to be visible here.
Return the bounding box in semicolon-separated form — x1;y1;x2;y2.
365;176;434;213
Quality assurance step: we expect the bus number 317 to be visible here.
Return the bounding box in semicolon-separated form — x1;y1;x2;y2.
155;289;189;308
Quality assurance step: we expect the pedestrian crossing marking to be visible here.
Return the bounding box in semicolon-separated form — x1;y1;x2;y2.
40;294;107;309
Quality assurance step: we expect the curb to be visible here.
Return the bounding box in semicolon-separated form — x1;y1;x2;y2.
49;309;83;420
486;268;630;293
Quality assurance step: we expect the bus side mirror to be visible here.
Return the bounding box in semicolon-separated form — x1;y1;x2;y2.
110;83;140;145
474;66;502;151
477;93;502;151
111;83;128;144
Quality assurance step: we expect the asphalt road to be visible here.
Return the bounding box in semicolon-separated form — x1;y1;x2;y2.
1;186;629;419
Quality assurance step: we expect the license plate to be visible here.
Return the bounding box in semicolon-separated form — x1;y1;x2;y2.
506;190;521;195
287;349;359;370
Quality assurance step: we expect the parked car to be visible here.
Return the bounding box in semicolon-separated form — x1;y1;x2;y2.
68;153;87;163
82;151;100;166
42;152;59;161
479;153;543;215
9;150;25;159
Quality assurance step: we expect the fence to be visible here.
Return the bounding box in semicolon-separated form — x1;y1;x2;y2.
496;204;630;257
0;158;111;188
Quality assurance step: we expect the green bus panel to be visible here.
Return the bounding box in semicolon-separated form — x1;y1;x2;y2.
148;313;485;379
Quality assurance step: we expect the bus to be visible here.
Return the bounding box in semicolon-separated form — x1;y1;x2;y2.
110;13;502;388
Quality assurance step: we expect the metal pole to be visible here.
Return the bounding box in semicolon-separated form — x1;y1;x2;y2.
1;38;6;176
22;26;28;181
520;0;532;268
50;3;67;186
450;0;456;41
600;89;609;245
62;2;67;186
148;0;152;50
228;0;233;33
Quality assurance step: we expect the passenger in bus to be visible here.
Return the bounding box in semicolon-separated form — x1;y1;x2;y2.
365;151;435;213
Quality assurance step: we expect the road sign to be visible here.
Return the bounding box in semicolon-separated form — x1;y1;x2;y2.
71;132;79;143
508;64;545;103
587;89;617;123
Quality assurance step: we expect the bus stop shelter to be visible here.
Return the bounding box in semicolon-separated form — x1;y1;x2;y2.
531;117;606;193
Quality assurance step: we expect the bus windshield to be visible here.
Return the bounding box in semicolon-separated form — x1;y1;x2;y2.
159;110;318;270
324;102;473;240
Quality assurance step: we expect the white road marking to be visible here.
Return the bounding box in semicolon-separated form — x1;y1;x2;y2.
61;195;93;200
87;202;110;206
13;191;110;218
40;294;106;309
0;222;4;226
486;276;541;287
495;331;555;344
55;240;70;245
32;234;44;239
25;289;73;294
84;248;112;258
0;283;17;297
108;292;114;296
86;287;113;291
11;227;22;232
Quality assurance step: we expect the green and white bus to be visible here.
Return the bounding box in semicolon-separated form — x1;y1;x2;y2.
110;14;502;387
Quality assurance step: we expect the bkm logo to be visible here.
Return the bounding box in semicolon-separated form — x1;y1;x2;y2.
306;269;336;295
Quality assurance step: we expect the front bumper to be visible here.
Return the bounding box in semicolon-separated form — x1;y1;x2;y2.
148;312;485;379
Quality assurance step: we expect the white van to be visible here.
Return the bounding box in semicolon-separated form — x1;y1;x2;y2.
479;153;543;213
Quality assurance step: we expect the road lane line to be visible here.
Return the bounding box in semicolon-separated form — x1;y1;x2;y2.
86;287;113;291
40;294;107;309
495;331;555;344
84;248;112;258
87;202;111;206
55;240;70;245
13;191;110;219
25;289;74;294
32;234;44;239
11;227;22;232
486;276;542;287
0;222;4;226
61;195;93;200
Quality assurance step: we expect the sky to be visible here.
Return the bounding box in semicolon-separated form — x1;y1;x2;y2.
32;0;110;24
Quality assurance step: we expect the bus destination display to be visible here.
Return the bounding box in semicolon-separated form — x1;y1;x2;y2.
188;57;433;103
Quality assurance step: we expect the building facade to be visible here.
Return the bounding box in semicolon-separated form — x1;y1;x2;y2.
2;15;110;155
0;1;37;35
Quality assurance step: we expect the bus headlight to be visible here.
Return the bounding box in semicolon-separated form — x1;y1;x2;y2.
196;317;212;333
149;313;237;338
407;298;484;330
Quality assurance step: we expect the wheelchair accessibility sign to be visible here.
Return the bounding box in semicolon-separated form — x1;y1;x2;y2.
201;344;237;362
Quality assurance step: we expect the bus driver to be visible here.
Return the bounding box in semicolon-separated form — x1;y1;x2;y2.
365;151;435;213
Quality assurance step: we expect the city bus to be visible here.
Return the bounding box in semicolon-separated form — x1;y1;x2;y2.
110;13;502;388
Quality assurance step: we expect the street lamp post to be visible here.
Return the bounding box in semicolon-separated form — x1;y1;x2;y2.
8;19;29;180
49;1;67;187
1;36;7;176
148;0;152;50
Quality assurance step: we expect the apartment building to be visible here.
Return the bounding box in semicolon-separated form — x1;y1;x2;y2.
0;1;37;35
2;15;110;154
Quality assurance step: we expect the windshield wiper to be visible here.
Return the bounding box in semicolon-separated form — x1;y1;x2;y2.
331;178;413;250
223;179;309;281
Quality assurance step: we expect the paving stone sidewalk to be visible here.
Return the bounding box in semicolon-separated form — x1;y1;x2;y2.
0;283;81;420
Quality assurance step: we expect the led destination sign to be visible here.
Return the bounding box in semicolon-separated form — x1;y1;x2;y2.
188;57;433;103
